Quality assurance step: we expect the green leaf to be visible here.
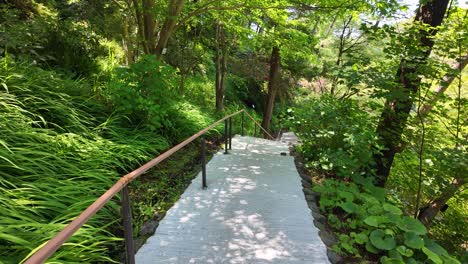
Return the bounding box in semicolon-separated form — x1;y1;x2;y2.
364;215;390;227
339;202;358;214
404;232;424;249
354;232;368;244
381;256;405;264
388;249;403;260
396;217;427;235
441;255;462;264
0;233;30;245
386;213;400;224
406;259;419;264
396;245;413;257
422;247;442;264
338;191;354;202
370;230;396;250
367;204;384;215
365;240;380;254
383;203;402;215
423;238;448;256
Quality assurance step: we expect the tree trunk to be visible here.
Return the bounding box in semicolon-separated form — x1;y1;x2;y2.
419;52;468;116
154;0;186;56
373;0;449;187
214;22;227;112
261;46;281;137
331;16;352;95
142;0;156;54
131;0;148;54
418;177;465;226
122;13;135;65
325;13;338;38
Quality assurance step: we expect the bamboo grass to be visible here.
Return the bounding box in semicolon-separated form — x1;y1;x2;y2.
0;60;169;263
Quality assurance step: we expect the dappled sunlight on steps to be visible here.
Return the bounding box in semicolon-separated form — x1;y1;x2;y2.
136;135;329;264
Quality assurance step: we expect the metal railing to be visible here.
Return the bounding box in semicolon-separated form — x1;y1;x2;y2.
24;109;274;264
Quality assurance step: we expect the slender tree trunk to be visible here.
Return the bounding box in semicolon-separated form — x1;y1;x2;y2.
131;0;148;54
261;46;281;137
373;0;449;187
220;49;227;106
311;19;320;35
143;0;156;53
122;14;135;65
214;22;228;112
419;52;468;116
325;12;338;38
215;56;222;111
418;178;465;226
331;16;352;95
154;0;186;56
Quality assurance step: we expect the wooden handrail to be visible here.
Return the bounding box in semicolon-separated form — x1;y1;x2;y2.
243;111;275;140
23;109;274;264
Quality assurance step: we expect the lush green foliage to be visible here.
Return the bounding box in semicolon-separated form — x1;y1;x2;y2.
289;96;463;263
0;57;172;263
314;179;460;263
107;55;218;141
287;96;382;178
1;0;466;263
0;53;254;264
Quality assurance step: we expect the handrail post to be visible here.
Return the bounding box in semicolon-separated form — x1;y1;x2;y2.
229;117;232;150
224;119;228;154
254;123;257;138
241;111;245;136
201;135;207;189
122;186;135;264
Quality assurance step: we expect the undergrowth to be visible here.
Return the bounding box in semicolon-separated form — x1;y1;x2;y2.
0;56;226;263
287;95;462;264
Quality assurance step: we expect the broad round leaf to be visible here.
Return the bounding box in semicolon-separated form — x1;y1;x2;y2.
365;240;380;254
364;216;390;227
404;232;424;249
370;230;396;250
396;216;427;235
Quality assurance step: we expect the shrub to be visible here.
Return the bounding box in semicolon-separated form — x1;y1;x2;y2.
286;95;382;179
106;55;220;142
107;55;179;132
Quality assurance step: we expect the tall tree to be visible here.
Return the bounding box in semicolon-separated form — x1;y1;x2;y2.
373;0;450;187
261;46;281;134
214;21;228;112
154;0;186;56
